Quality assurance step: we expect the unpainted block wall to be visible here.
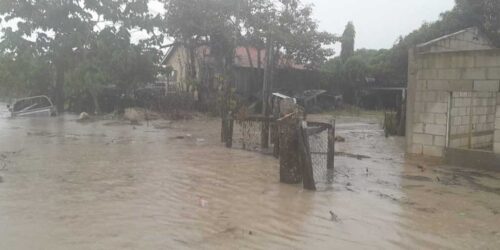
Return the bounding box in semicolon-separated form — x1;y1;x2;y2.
407;49;500;157
449;92;497;149
470;92;497;149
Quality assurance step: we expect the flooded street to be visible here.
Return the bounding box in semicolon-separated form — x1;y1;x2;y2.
0;104;499;249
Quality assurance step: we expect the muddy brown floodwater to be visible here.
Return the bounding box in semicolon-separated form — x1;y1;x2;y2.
0;104;499;250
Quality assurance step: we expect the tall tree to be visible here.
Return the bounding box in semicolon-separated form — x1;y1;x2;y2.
0;0;162;112
328;0;500;87
455;0;500;45
340;22;356;62
66;27;159;114
161;0;336;105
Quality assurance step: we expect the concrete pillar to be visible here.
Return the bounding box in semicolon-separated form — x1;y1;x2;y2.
406;48;418;154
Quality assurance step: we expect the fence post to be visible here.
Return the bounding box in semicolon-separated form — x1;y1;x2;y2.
261;119;270;149
221;116;227;143
272;115;280;158
327;119;335;170
225;111;234;148
299;121;316;191
279;115;302;184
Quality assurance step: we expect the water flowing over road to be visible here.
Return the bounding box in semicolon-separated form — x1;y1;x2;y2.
0;105;499;249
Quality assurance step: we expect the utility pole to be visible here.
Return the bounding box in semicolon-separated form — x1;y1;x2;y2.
261;34;274;149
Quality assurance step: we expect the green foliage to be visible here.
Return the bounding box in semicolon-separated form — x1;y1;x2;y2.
340;22;356;62
455;0;500;46
162;0;336;69
0;0;163;111
271;0;337;68
0;49;51;97
162;0;336;116
324;0;500;88
381;0;500;83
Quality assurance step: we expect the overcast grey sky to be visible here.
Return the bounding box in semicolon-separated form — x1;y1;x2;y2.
304;0;455;50
1;0;456;53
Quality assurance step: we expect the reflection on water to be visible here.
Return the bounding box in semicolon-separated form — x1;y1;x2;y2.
0;112;499;249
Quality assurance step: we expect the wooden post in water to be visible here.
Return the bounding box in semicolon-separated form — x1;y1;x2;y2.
278;114;302;184
327;119;336;170
272;103;280;158
225;112;234;148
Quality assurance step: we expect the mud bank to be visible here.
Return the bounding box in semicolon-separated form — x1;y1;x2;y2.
0;107;499;249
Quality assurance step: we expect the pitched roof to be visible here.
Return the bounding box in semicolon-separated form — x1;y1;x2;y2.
162;44;305;70
416;27;496;54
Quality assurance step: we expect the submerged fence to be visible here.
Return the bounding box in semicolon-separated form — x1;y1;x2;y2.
222;111;335;191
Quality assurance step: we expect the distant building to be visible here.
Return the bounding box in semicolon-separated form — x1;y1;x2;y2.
160;44;304;93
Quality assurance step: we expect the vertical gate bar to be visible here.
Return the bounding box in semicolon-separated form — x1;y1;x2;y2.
261;119;270;149
327;119;336;170
225;111;234;148
299;121;316;191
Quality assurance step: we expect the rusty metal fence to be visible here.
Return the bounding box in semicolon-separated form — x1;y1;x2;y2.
222;113;276;153
222;111;335;191
306;121;336;188
296;121;335;190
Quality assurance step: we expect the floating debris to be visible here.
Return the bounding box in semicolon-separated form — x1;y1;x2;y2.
402;175;434;182
336;152;370;160
153;121;174;130
77;112;92;122
199;198;209;208
417;165;426;172
329;210;340;222
335;136;346;142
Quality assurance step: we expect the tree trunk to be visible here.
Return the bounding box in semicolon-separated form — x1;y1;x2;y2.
187;42;197;82
55;64;65;113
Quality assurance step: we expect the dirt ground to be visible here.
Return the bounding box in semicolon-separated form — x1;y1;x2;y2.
0;105;499;249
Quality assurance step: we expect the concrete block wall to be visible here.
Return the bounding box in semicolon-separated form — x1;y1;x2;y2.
407;49;500;157
449;92;497;149
411;86;449;157
449;92;473;148
470;92;497;149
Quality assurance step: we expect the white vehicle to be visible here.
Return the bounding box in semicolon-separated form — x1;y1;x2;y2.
7;96;58;118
